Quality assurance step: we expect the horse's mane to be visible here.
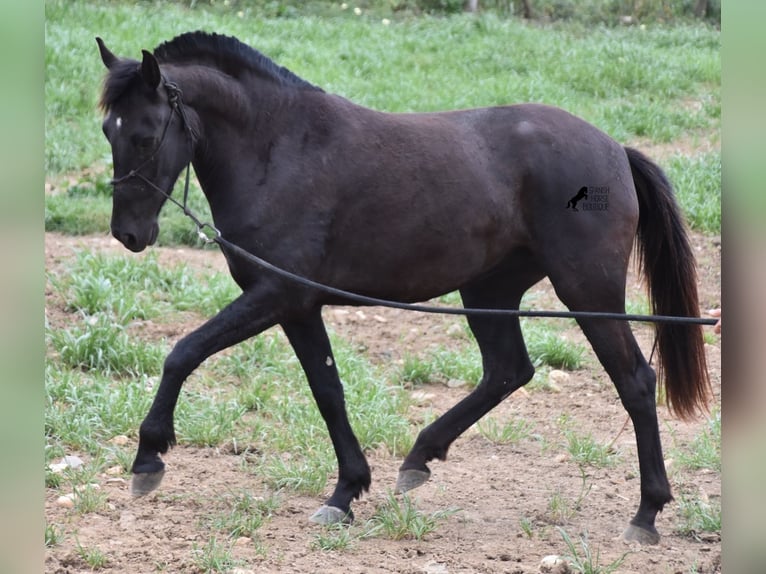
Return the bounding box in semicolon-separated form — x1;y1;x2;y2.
100;31;321;111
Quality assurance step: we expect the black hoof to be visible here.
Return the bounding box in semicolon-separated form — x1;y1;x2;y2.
309;505;353;525
131;470;166;497
622;523;660;545
395;468;431;493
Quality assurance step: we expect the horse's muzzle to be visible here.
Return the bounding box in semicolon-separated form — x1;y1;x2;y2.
112;222;159;253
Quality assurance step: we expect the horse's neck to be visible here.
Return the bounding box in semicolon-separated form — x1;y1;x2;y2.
174;66;254;126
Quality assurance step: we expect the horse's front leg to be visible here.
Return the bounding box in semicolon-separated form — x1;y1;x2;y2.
131;287;281;496
281;309;371;525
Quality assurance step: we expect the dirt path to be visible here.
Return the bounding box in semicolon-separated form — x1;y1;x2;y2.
45;231;721;574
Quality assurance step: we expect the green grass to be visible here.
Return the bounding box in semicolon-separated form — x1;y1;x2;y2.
45;2;719;235
76;541;110;570
477;416;534;444
192;537;243;574
674;490;721;539
364;491;459;541
558;527;630;574
668;408;721;472
208;490;280;539
666;151;722;233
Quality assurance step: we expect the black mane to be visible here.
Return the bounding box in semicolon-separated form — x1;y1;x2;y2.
100;31;321;111
154;31;321;91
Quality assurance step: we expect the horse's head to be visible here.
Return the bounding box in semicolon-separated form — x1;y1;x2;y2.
97;38;193;252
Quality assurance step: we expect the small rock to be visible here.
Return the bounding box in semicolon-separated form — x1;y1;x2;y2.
411;390;435;404
446;323;463;337
540;554;571;574
110;435;130;446
422;560;448;574
548;370;570;387
105;465;124;476
447;379;467;388
230;569;255;574
48;462;68;474
234;536;252;547
106;477;127;486
62;455;83;470
56;494;75;508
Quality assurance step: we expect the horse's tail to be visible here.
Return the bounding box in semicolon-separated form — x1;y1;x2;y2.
626;146;711;420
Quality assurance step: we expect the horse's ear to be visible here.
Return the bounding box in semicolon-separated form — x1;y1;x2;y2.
140;49;162;90
96;37;118;69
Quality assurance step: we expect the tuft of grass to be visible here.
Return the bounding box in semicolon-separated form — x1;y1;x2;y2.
519;516;535;539
545;466;593;525
76;542;110;570
192;537;243;574
312;523;355;552
670;408;721;472
47;313;166;376
477;416;534;444
675;491;721;539
558;527;630;574
209;490;280;539
259;454;333;496
400;354;435;386
175;397;248;448
45;522;65;547
363;492;459;541
525;327;585;371
563;429;620;468
71;484;109;515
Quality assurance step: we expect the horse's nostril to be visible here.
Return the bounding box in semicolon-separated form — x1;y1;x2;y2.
123;233;138;248
113;227;138;249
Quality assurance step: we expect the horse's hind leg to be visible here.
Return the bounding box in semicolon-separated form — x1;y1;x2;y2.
548;275;671;544
281;309;370;525
397;262;541;492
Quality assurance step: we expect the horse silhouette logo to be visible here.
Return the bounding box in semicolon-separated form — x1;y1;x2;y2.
566;186;588;211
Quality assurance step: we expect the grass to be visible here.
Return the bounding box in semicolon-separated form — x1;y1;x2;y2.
558;527;630;574
546;466;593;525
667;408;721;472
192;537;243;574
674;490;721;539
45;2;719;237
477;415;534;444
45;523;64;547
208;490;280;539
364;491;459;541
76;541;110;570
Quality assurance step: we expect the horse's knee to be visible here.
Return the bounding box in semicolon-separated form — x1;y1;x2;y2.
480;361;535;402
618;364;657;415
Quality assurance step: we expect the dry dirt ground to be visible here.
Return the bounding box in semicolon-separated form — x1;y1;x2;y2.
44;230;721;574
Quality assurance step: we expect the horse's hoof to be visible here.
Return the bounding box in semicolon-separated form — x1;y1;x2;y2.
309;505;353;525
395;468;430;493
622;523;660;545
131;470;166;497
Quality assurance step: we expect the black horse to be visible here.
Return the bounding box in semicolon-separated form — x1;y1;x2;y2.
96;32;710;544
